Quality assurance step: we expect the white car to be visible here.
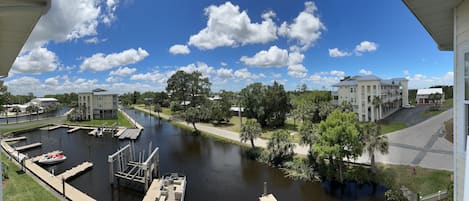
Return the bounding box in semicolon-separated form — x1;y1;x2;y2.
402;104;416;108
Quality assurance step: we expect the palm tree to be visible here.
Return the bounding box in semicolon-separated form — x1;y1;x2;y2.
184;107;200;133
12;106;21;123
362;122;389;173
26;105;34;121
299;121;318;155
372;96;382;121
240;119;262;149
267;130;296;166
154;103;162;119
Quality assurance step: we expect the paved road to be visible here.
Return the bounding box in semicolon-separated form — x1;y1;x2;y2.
356;109;453;171
134;106;452;171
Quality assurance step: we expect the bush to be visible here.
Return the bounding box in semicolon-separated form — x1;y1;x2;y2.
243;147;262;160
170;101;182;112
385;188;408;201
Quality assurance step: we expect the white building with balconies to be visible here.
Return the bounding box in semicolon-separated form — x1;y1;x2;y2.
332;75;409;122
77;90;118;120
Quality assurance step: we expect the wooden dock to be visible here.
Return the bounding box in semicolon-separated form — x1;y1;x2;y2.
3;136;27;142
114;128;127;137
118;128;142;140
24;159;96;201
67;126;94;133
57;162;93;181
31;150;63;162
47;125;64;131
2;141;95;201
67;127;81;133
14;142;42;151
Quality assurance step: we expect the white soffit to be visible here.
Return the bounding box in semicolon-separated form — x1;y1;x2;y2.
0;0;50;77
403;0;462;51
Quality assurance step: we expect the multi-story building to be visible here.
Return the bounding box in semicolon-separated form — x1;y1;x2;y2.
77;90;118;120
332;75;409;122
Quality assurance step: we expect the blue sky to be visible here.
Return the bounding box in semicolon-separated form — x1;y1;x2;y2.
4;0;453;96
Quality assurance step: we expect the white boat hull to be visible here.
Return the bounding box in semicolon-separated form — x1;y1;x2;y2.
38;156;67;165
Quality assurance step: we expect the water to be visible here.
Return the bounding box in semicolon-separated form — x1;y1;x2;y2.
10;108;386;201
0;106;70;124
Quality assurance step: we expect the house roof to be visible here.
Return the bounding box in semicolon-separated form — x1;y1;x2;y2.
402;0;461;51
417;88;443;95
0;0;50;78
333;75;407;87
32;97;58;102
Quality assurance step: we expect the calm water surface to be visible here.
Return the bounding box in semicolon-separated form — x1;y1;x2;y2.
0;106;69;124
12;108;386;201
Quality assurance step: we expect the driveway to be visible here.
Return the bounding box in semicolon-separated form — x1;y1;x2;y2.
355;109;453;171
380;105;432;126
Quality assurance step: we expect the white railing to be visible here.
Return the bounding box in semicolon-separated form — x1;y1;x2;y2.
420;190;448;201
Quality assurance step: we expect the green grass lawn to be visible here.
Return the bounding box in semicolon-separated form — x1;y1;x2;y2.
379;122;408;134
2;153;59;201
442;98;453;108
0;123;50;135
65;110;133;128
377;164;451;195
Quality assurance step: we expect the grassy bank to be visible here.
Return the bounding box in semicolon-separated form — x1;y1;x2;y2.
65;110;133;128
376;164;451;195
133;105;246;146
0;123;49;136
1;153;59;201
379;122;408;134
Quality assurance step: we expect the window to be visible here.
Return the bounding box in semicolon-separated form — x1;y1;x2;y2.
465;52;469;100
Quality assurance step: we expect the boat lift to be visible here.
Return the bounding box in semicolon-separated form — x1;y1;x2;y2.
108;141;160;191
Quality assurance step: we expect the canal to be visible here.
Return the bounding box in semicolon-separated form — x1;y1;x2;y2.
12;108;386;201
0;106;70;124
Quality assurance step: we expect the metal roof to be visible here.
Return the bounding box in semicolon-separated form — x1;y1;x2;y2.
333;76;407;87
417;88;443;95
402;0;461;51
0;0;51;78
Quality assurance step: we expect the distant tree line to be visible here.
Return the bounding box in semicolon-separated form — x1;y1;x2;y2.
44;93;78;106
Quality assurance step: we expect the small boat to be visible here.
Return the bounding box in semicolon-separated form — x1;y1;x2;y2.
96;129;103;137
38;153;67;165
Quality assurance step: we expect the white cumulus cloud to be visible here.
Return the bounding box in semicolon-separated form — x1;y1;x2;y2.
355;41;378;54
359;69;373;75
328;48;351;57
12;47;59;74
234;68;261;80
188;2;277;50
24;0;119;51
287;64;308;78
80;48;149;72
169;44;191;55
216;68;234;79
278;1;325;51
240;46;304;68
178;62;215;77
109;67;136;77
